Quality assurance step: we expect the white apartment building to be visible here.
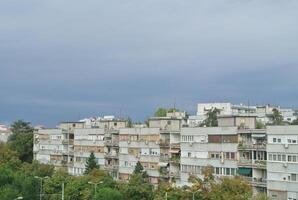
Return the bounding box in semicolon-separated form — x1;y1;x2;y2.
267;126;298;200
33;128;69;171
180;127;238;186
71;128;105;175
118;128;161;184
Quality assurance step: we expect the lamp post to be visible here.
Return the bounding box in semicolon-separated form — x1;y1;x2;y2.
88;181;103;198
34;176;49;200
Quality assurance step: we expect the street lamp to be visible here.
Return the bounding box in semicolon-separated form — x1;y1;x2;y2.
88;181;103;198
34;176;49;200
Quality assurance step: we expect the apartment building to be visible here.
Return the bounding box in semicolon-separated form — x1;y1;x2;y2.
148;111;187;184
267;126;298;200
71;128;105;175
33;128;69;171
118;127;161;184
180;127;238;186
238;128;267;193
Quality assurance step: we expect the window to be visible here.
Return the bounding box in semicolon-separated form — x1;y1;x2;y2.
231;152;235;159
291;174;297;181
273;138;277;143
188;152;192;158
226;168;230;175
293;140;297;144
278;138;281;143
282;155;286;162
293;156;297;162
278;154;281;161
269;154;272;161
273;154;277;161
288;155;292;162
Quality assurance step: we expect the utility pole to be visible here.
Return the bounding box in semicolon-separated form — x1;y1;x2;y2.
62;182;64;200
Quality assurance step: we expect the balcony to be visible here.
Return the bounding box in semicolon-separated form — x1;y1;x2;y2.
169;156;180;164
238;142;265;150
104;152;119;159
243;177;267;188
238;159;266;169
104;165;119;171
170;143;180;149
159;155;169;162
62;139;74;145
159;139;170;148
104;140;119;147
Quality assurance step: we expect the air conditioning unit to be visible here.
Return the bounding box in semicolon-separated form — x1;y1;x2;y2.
145;141;149;145
221;159;224;164
284;143;289;149
253;141;256;145
155;141;159;145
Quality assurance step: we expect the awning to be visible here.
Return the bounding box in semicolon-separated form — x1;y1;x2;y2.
159;162;169;167
169;149;180;154
238;168;252;176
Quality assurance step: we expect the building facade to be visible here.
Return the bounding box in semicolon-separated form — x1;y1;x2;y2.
267;126;298;200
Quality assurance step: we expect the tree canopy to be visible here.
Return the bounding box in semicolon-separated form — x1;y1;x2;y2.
84;152;99;174
8;120;34;163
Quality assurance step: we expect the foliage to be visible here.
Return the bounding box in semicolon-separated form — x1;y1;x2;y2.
127;117;133;128
119;173;154;200
8;120;34;163
168;108;179;113
252;192;271;200
154;108;168;117
256;120;266;129
291;118;298;125
154;182;190;200
133;161;144;174
201;108;219;127
272;108;283;125
85;152;99;174
94;187;123;200
208;176;252;200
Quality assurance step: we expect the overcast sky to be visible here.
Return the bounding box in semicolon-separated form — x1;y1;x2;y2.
0;0;298;127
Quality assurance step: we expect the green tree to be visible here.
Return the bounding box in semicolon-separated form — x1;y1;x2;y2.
256;120;266;129
272;108;283;125
201;108;220;127
127;117;133;128
154;108;168;117
168;108;179;113
85;152;99;174
133;161;144;174
8;120;34;163
94;187;123;200
208;176;252;200
291;118;298;125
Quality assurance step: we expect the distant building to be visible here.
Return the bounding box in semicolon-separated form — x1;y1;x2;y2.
0;124;12;143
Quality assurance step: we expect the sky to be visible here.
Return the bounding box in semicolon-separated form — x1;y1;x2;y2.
0;0;298;127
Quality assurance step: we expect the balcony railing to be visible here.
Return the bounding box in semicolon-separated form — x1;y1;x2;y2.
238;142;265;150
104;140;119;147
242;177;267;187
104;152;119;159
238;159;266;168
